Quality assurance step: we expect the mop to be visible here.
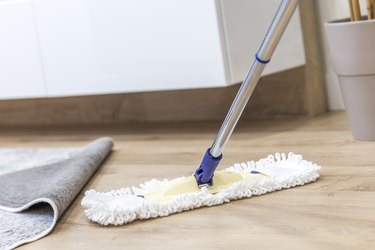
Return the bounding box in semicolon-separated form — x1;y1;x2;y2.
82;0;321;226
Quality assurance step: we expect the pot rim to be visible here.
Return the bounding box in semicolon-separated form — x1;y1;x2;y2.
325;16;375;26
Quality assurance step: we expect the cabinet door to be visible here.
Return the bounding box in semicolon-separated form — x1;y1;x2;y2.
0;1;46;99
218;0;306;84
33;0;228;97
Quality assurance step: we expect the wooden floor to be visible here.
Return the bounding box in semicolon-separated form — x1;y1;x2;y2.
2;112;375;250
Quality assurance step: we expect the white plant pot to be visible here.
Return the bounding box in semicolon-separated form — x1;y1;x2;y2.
325;18;375;141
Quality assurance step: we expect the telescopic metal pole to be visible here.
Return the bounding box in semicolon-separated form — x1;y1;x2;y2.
194;0;301;186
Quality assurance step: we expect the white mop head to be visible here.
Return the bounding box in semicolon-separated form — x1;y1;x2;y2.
81;152;320;226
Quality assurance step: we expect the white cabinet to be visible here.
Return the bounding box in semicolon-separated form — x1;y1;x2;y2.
218;0;305;83
33;0;228;97
0;0;305;99
33;0;305;97
0;1;46;99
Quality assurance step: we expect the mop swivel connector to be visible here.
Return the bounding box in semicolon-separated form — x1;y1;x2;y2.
194;148;222;187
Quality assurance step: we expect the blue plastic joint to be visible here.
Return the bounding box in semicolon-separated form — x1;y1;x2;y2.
255;53;270;64
194;148;222;186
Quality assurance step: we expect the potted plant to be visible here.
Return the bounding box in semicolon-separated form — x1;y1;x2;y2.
325;0;375;140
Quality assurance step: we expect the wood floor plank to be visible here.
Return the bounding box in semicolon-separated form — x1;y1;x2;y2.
1;112;374;249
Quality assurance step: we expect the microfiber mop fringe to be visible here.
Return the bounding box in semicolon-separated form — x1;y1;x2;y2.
82;153;320;226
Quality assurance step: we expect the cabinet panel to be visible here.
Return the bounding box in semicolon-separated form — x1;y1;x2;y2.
34;0;227;97
0;1;46;99
32;0;306;97
218;0;306;84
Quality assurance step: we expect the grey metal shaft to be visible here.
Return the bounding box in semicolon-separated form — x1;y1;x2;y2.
210;0;300;158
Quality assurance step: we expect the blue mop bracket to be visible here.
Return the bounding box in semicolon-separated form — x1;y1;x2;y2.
194;148;222;186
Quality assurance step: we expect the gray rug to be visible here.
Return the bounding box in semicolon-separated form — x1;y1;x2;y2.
0;137;113;250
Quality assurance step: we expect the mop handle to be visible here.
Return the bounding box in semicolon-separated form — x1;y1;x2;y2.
194;0;300;186
210;0;300;158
